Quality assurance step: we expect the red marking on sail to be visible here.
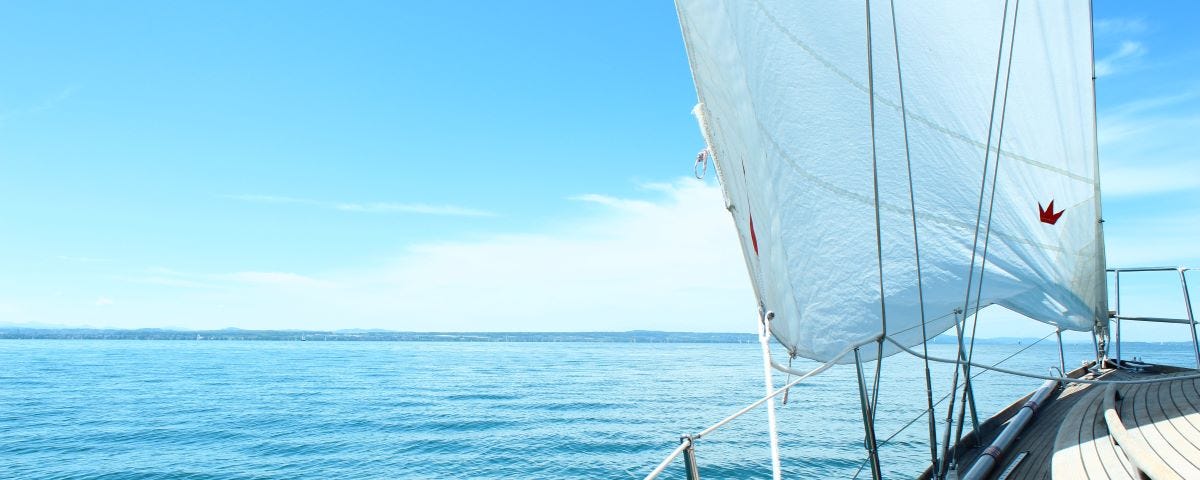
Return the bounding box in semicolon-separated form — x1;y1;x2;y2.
1039;200;1064;225
749;213;759;255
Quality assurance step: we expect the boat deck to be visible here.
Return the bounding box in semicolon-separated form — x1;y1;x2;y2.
1050;368;1200;479
930;363;1200;479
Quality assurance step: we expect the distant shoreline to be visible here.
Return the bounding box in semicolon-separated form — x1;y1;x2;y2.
0;327;1141;345
0;328;757;343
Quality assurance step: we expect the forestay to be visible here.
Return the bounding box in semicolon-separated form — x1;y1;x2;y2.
677;0;1105;362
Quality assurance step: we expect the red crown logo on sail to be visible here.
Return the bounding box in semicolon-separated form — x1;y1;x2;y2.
1038;200;1064;225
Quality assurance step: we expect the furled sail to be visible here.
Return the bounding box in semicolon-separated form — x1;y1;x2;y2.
677;0;1106;362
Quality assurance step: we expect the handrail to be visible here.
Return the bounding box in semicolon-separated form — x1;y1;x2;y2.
1107;266;1190;273
1108;266;1199;370
645;440;692;480
643;334;880;480
1113;315;1192;325
884;336;1200;385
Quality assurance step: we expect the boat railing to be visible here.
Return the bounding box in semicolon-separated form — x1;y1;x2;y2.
1108;266;1200;370
643;335;878;480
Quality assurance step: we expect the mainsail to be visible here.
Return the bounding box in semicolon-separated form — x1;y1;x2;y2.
677;0;1106;362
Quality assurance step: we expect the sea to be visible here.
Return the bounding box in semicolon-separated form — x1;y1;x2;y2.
1;339;1195;479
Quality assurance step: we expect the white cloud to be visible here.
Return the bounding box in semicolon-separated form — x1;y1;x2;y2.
95;297;114;307
224;194;495;217
222;194;312;205
315;179;755;332
85;180;754;332
0;85;79;125
57;255;112;263
224;271;335;288
333;202;493;216
1095;41;1146;77
1100;163;1200;197
1094;17;1148;36
29;86;80;114
1104;211;1200;267
28;178;1199;342
1098;92;1200;197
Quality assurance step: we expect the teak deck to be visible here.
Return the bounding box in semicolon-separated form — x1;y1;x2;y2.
930;363;1200;479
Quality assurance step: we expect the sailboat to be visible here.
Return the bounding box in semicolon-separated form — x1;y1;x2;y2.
647;0;1200;478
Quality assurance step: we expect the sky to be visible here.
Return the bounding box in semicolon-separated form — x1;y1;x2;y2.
0;1;1197;340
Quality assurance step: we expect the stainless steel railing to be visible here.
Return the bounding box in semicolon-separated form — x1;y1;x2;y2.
1108;266;1200;370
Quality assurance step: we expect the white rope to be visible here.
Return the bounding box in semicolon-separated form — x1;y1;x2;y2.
698;349;843;438
758;313;783;480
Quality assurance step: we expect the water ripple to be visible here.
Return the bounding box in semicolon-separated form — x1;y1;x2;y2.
0;340;1193;478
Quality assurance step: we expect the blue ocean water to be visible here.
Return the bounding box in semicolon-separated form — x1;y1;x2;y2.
0;340;1195;478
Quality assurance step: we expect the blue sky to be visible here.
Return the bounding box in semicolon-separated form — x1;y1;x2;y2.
0;1;1196;340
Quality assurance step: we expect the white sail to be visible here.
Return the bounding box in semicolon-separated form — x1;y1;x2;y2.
677;0;1105;362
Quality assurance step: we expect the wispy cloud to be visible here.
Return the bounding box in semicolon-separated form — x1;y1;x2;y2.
32;178;1199;340
95;297;114;307
1098;91;1200;197
333;202;493;216
1094;17;1148;36
57;255;112;263
569;193;658;211
1095;41;1146;77
223;194;495;217
91;180;753;332
28;86;80;114
1105;210;1200;267
222;194;313;205
0;85;80;125
224;271;335;288
122;267;332;290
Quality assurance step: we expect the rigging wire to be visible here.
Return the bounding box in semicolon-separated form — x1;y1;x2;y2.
886;0;939;471
864;1;889;457
941;1;1015;474
955;0;1023;454
850;330;1057;480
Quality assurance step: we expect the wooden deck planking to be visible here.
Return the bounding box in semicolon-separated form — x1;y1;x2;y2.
1083;387;1122;480
1045;370;1199;479
925;365;1200;479
976;368;1200;478
1148;380;1200;473
1051;384;1115;480
1121;376;1200;478
1167;379;1200;440
1050;385;1090;479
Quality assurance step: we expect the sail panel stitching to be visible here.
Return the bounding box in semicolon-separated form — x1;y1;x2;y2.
750;0;1093;185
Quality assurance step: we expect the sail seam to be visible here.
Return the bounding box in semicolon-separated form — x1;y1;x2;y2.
755;125;1069;254
749;0;1093;185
